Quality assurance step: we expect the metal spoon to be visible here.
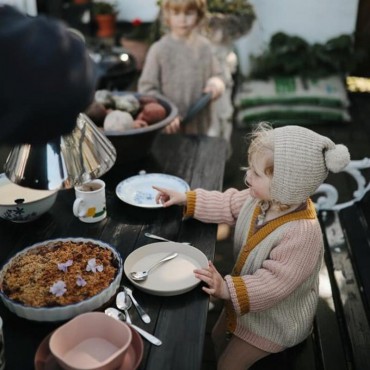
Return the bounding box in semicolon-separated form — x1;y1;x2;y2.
116;291;132;324
121;286;151;324
104;307;162;346
130;252;178;281
144;232;191;245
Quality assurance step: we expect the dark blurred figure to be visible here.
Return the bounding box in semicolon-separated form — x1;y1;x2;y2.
0;5;96;144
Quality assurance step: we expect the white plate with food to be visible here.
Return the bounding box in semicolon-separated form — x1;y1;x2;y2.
116;173;190;208
0;238;122;322
124;242;208;296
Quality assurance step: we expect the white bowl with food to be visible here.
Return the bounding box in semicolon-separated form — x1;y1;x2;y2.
0;238;123;322
0;173;58;223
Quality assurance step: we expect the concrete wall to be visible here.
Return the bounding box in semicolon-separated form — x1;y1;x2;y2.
1;0;37;15
235;0;360;76
116;0;159;22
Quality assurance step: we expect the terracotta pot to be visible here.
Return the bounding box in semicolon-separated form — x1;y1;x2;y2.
95;14;116;38
120;38;150;70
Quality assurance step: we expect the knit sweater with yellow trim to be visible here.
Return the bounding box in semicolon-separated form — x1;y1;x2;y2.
185;188;323;353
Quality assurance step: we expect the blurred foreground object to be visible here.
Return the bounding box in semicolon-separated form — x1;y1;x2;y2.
0;5;96;144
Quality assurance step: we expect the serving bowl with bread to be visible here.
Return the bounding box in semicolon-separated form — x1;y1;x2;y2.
85;91;178;165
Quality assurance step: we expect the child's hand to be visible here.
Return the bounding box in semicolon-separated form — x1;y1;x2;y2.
163;116;181;134
153;186;187;207
204;77;225;100
194;261;230;300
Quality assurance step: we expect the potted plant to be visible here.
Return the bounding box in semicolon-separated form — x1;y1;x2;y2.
92;1;117;38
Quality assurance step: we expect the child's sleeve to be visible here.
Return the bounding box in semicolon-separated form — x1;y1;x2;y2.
138;43;162;95
186;188;250;225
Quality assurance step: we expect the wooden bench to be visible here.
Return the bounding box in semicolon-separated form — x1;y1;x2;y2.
251;159;370;370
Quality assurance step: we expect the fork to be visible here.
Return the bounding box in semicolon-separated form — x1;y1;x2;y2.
144;232;191;245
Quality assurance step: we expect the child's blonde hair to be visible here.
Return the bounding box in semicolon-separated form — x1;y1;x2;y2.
246;122;292;211
247;122;274;177
161;0;207;25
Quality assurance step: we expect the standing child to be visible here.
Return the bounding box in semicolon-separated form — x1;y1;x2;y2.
138;0;225;134
153;123;350;370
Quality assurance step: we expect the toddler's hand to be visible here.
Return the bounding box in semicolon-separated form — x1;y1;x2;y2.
194;261;230;300
153;186;187;207
163;116;181;134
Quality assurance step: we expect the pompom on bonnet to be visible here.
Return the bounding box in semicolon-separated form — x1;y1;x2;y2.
270;125;350;205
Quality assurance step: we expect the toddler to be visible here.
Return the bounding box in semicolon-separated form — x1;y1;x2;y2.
138;0;225;134
154;123;350;370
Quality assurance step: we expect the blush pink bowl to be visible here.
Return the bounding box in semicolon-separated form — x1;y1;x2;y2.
49;312;132;370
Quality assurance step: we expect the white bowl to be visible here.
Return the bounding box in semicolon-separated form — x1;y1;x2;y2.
0;173;58;222
50;312;132;370
0;238;123;322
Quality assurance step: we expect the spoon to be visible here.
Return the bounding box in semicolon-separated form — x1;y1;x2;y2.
144;232;191;245
130;252;178;281
105;307;162;346
116;291;132;324
121;286;151;324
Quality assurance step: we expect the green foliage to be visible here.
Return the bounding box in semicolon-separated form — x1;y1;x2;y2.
207;0;255;17
250;32;356;79
156;0;255;18
92;1;117;15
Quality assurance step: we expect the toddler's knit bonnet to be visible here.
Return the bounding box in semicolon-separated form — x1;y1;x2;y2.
270;125;350;205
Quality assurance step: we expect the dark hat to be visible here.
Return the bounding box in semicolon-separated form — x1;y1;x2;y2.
0;5;96;144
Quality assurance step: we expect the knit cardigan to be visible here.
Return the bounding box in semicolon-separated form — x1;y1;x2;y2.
185;188;324;353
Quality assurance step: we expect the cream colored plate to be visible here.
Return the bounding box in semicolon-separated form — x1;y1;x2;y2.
124;242;208;296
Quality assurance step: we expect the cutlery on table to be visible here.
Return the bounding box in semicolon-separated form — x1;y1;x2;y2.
105;307;162;346
130;252;178;281
144;232;191;245
122;285;151;323
116;291;133;324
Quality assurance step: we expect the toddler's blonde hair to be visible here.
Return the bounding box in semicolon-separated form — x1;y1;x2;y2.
247;122;274;177
246;122;291;211
161;0;207;25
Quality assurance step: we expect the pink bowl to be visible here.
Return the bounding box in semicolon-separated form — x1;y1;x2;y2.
49;312;132;370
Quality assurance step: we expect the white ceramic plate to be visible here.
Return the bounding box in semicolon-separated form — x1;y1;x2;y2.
0;238;122;322
124;242;208;296
116;173;190;208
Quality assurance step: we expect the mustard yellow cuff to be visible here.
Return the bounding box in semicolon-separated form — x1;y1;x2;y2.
184;191;196;217
231;276;250;315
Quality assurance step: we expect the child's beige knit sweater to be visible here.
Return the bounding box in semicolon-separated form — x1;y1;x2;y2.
185;188;324;352
138;33;222;134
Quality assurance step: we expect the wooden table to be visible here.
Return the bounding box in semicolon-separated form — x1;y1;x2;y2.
0;134;227;370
